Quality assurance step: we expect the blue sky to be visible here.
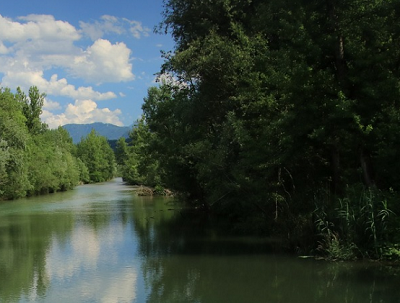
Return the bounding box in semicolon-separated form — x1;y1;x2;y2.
0;0;174;128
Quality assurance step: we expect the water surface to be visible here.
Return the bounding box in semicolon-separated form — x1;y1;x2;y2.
0;178;399;302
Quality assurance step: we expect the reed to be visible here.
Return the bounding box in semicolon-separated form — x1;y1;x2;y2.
313;185;396;259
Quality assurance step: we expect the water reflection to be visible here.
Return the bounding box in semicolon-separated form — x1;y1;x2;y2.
0;180;140;303
129;198;400;303
0;179;399;302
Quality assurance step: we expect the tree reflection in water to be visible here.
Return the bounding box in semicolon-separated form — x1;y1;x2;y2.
131;198;400;303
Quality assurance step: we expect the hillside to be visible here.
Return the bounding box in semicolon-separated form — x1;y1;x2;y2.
62;122;131;144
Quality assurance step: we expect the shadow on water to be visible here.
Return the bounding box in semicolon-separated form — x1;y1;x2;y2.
131;205;280;257
129;197;400;303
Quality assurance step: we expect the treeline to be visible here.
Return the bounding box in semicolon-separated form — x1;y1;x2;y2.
118;0;400;259
0;87;115;200
117;119;161;188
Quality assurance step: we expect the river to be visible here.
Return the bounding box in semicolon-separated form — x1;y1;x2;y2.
0;178;399;302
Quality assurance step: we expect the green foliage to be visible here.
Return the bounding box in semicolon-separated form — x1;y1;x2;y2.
115;137;129;167
153;184;165;196
76;129;116;183
25;128;81;195
314;185;396;259
121;117;162;187
122;0;400;256
0;87;30;199
382;244;400;261
0;86;82;200
76;158;90;184
16;86;47;134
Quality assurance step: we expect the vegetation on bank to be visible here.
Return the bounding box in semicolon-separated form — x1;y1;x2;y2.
116;0;400;260
0;86;116;200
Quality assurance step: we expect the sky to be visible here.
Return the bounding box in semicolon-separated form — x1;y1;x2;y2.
0;0;174;128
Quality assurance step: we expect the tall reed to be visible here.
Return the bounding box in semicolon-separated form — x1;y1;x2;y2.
314;185;395;259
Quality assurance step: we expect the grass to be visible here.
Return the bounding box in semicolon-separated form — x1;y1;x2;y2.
313;185;397;260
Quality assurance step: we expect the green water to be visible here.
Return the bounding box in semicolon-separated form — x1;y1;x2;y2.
0;178;399;302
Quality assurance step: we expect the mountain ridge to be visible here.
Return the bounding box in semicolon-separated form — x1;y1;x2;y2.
62;122;131;144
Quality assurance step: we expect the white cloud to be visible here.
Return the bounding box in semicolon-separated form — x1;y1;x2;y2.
79;15;124;41
1;71;117;101
0;14;139;127
0;42;9;54
0;14;135;85
41;99;123;128
43;98;61;111
123;19;151;39
80;15;150;40
70;39;134;84
0;14;81;43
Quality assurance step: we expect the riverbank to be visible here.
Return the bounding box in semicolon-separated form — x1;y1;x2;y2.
131;184;174;196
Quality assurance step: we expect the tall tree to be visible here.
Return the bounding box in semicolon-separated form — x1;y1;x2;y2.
76;130;116;183
17;86;46;134
0;87;30;199
122;117;162;187
0;86;83;199
131;0;400;253
115;137;129;166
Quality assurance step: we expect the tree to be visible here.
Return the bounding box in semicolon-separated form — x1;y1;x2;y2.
115;137;129;166
16;86;47;134
122;117;162;187
0;86;82;199
0;87;30;199
134;0;400;254
76;130;116;183
26;127;80;194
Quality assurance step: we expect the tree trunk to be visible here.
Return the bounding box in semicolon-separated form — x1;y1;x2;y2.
327;0;346;84
327;0;346;196
360;147;375;188
331;143;341;195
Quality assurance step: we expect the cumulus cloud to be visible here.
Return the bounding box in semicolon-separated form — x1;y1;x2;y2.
70;39;134;84
0;42;9;54
0;14;134;85
1;71;117;101
41;99;123;128
80;15;150;40
79;15;124;41
43;98;61;111
0;14;80;43
0;14;138;127
123;19;151;39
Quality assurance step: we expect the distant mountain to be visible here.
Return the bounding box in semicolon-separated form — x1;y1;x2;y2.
63;122;131;144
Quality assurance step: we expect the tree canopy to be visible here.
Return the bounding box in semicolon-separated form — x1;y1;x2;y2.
76;129;116;183
121;0;400;258
0;87;85;199
0;86;116;200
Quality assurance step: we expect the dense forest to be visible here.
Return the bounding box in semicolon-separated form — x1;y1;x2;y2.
0;86;116;199
117;0;400;260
